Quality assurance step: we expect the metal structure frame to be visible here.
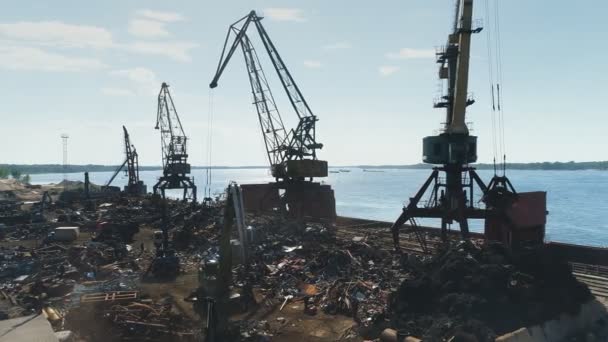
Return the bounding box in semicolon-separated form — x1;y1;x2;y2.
210;10;324;182
391;0;516;251
104;126;146;195
153;83;197;201
105;126;147;195
122;126;142;194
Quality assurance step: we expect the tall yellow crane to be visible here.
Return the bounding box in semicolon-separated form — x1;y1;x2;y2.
391;0;546;251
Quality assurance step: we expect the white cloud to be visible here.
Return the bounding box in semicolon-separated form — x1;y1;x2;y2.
0;45;106;72
137;9;185;22
128;19;170;38
128;10;185;39
379;65;400;76
101;87;135;96
111;67;160;95
112;67;157;83
127;41;198;62
323;42;351;50
0;16;197;74
263;8;306;22
303;60;322;68
386;48;435;60
0;21;113;49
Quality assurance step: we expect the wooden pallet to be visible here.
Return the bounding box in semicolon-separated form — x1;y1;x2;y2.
80;291;138;304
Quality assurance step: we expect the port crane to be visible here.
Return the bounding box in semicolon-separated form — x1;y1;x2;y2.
391;0;546;250
152;82;197;202
104;126;147;195
210;10;335;220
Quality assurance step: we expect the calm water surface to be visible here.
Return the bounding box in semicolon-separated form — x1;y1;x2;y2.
30;168;608;247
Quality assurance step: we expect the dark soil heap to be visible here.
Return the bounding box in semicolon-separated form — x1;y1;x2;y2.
389;241;592;341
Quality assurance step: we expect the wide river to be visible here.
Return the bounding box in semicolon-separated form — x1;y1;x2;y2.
30;168;608;247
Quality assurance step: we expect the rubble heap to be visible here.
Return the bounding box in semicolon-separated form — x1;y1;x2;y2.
65;295;197;341
231;217;405;339
389;241;592;341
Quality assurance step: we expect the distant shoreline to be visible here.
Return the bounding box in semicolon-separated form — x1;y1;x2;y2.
1;161;606;174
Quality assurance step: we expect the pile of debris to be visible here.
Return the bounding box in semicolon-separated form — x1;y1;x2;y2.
0;193;206;338
229;216;405;339
0;235;140;319
388;241;593;341
64;294;197;341
0;178;602;342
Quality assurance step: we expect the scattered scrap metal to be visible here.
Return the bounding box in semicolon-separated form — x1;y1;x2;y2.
0;180;604;342
0;192;205;341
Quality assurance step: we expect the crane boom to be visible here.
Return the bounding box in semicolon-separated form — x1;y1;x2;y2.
105;159;127;188
436;0;480;134
210;10;326;180
156;83;188;174
123;126;140;189
239;33;287;168
104;126;146;195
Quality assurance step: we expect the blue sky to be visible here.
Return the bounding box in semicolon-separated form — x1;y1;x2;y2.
1;0;606;166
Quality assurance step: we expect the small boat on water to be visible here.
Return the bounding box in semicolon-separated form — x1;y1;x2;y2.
362;169;385;173
329;170;340;174
338;169;351;173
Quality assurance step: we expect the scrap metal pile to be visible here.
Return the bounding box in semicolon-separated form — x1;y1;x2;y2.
0;192;205;341
64;294;197;341
388;241;593;341
0;179;602;342
229;216;407;339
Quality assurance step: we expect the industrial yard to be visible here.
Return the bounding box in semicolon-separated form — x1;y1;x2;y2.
2;0;608;341
0;180;608;342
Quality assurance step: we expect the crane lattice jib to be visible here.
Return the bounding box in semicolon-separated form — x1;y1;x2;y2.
239;32;287;168
156;83;188;175
122;126;140;186
210;11;323;177
251;18;321;161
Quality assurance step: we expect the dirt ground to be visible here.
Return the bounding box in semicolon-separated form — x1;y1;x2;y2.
240;298;359;341
131;225;361;341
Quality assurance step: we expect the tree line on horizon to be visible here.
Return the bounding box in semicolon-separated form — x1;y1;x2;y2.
1;161;607;175
0;166;31;183
357;161;608;171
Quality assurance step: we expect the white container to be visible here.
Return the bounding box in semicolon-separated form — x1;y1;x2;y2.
54;227;80;241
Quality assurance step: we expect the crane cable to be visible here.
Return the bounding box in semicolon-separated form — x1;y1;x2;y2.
204;89;215;200
484;0;498;175
484;0;508;176
493;0;507;175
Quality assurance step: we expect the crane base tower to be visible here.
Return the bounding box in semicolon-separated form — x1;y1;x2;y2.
239;182;336;222
153;175;196;202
